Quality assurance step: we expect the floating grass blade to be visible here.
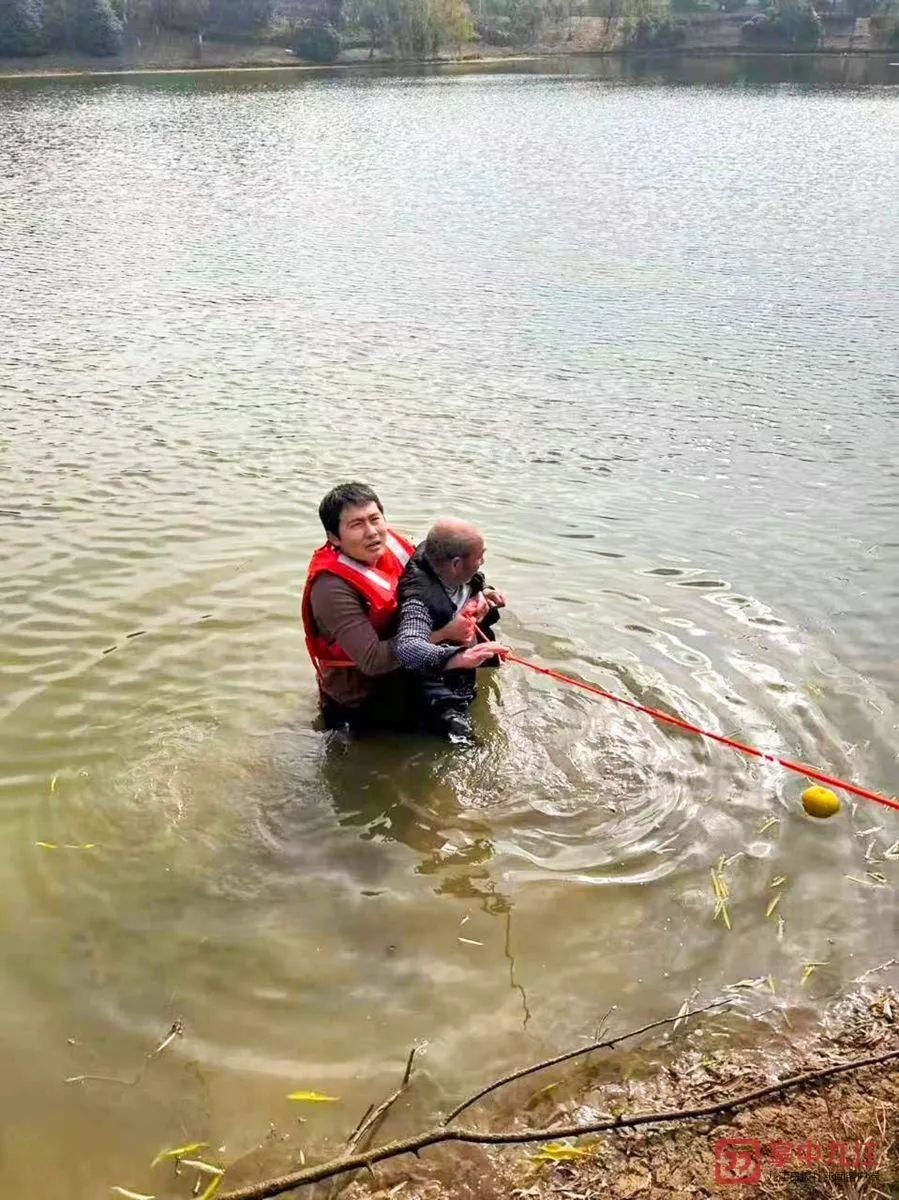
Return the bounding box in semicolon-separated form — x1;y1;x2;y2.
758;817;780;835
286;1091;339;1103
801;961;827;986
672;997;690;1034
714;899;732;930
766;894;782;920
181;1160;223;1178
150;1141;208;1168
197;1177;223;1200
111;1189;155;1200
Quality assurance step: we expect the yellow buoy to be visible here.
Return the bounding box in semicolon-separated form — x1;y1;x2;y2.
801;785;841;819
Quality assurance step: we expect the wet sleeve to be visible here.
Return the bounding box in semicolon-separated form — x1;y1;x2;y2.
309;575;398;677
394;599;459;673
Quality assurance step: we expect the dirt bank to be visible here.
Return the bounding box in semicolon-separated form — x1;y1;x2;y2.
328;987;899;1200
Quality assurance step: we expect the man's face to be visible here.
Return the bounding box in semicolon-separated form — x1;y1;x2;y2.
447;537;485;586
331;501;387;565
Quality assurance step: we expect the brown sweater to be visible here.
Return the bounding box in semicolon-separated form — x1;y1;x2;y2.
308;573;400;708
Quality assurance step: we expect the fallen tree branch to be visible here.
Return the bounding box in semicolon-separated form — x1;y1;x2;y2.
347;1047;419;1156
218;1042;899;1200
328;1046;420;1200
443;998;728;1124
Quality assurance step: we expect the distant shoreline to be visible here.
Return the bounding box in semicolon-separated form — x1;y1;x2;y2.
1;47;897;82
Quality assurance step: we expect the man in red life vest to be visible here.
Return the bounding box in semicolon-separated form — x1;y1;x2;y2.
302;482;499;732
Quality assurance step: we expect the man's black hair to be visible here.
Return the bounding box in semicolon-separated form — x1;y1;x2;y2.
318;481;384;538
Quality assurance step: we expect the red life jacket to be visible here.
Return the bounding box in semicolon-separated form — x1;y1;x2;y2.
301;529;414;676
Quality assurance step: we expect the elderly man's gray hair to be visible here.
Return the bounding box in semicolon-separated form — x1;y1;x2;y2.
425;518;482;565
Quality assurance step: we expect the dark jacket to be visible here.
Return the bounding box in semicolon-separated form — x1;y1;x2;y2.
398;545;500;713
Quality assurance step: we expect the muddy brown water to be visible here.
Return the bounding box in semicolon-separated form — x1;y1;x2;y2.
1;54;897;1197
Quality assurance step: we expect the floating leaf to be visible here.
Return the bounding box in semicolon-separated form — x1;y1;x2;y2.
770;876;786;889
50;774;58;793
286;1091;339;1103
766;894;782;920
35;841;58;849
111;1189;155;1200
714;899;732;930
458;937;483;946
758;817;780;835
63;843;97;851
181;1160;223;1178
150;1142;208;1168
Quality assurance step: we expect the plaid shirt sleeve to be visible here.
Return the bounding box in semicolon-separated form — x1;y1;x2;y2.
394;599;459;673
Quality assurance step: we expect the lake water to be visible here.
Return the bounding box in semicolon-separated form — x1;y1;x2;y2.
1;54;897;1198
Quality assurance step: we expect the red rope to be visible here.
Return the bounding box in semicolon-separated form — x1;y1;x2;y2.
475;627;898;813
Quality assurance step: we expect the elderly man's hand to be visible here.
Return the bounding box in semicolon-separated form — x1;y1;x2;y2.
462;594;492;623
482;587;506;609
433;612;476;646
446;643;509;670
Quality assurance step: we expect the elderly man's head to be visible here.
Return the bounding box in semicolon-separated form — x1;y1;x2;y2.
425;517;485;586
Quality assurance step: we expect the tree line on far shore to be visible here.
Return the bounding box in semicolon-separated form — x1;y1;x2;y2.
0;0;896;64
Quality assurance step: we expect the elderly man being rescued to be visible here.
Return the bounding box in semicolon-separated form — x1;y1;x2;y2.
302;483;491;735
394;517;508;743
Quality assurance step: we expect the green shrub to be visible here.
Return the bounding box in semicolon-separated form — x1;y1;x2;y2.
73;0;122;53
293;21;340;59
741;1;821;44
629;15;687;44
207;0;275;33
0;0;43;56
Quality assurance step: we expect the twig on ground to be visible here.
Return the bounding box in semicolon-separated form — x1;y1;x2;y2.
854;959;899;984
442;998;728;1125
